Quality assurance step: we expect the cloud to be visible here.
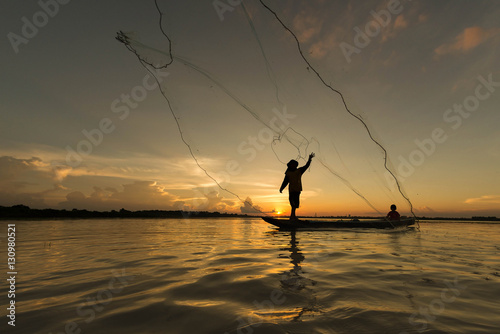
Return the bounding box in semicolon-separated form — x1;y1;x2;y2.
308;29;344;59
0;184;64;208
464;195;500;205
203;191;233;211
416;206;437;214
288;2;348;59
380;13;410;43
0;156;55;194
58;181;186;211
0;156;71;207
417;13;428;23
286;1;421;60
292;9;324;43
0;156;48;179
190;188;237;212
240;197;263;214
393;15;408;30
0;155;245;212
434;26;500;57
0;155;85;186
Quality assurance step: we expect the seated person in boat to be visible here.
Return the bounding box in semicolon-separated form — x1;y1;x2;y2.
387;204;400;220
279;153;315;220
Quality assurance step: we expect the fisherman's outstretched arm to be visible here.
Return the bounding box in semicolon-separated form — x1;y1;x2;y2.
301;153;315;172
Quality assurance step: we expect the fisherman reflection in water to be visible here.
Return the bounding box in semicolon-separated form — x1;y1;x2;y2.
280;153;315;220
280;231;306;291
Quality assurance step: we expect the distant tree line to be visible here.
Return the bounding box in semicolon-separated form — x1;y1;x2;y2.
1;205;497;221
0;205;248;220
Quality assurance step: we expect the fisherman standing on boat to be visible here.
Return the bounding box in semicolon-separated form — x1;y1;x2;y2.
280;153;315;220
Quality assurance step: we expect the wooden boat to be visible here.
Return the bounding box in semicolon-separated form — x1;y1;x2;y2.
262;216;415;230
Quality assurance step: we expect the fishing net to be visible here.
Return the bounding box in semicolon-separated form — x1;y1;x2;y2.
116;0;415;217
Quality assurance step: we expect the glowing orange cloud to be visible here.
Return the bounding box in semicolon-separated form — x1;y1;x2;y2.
464;195;500;205
434;26;500;57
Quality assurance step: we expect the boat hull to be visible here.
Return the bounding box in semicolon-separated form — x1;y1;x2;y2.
262;217;415;230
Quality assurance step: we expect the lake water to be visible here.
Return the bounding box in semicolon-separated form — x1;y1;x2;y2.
1;218;499;334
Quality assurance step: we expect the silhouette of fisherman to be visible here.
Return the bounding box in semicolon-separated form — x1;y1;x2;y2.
280;153;315;220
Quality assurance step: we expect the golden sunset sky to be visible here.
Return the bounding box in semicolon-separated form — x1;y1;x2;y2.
1;0;499;217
